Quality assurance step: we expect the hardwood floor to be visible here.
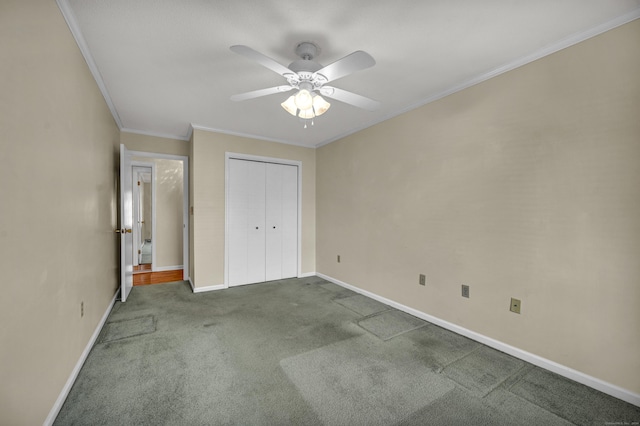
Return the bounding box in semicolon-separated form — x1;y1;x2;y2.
133;268;183;286
133;264;152;272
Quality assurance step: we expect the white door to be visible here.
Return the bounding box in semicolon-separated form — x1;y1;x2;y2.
280;164;298;279
228;160;266;286
265;163;298;281
120;144;134;301
228;158;298;287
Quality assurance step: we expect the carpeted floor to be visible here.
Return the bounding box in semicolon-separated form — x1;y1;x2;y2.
54;277;640;425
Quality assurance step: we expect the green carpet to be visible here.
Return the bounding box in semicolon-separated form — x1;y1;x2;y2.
358;309;427;341
54;277;640;425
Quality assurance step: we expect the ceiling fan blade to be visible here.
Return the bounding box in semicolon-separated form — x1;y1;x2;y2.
316;51;375;83
231;85;293;102
320;86;380;111
230;45;293;77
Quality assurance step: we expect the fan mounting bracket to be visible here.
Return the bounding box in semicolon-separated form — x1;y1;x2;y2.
295;42;319;61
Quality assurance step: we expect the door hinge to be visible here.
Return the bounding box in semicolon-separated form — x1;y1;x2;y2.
138;250;141;254
138;181;141;186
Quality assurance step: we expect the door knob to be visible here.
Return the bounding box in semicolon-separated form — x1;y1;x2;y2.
125;228;132;233
115;229;121;233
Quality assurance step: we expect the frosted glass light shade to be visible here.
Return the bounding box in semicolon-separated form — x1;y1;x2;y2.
294;89;313;110
312;95;330;116
281;95;297;116
298;108;315;119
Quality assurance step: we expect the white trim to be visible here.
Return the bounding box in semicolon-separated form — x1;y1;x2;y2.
298;272;317;278
56;0;123;130
191;124;311;148
189;279;226;293
129;150;189;162
127;151;189;282
314;9;640;148
44;291;118;426
154;265;184;272
224;153;303;288
57;0;639;150
317;273;640;407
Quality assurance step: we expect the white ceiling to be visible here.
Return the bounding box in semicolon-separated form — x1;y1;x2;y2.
59;0;640;148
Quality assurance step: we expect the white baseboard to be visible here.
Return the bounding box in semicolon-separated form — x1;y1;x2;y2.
298;271;317;278
153;265;183;272
317;273;640;407
44;291;118;425
189;278;226;293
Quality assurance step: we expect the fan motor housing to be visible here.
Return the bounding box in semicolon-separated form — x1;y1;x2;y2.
288;59;322;73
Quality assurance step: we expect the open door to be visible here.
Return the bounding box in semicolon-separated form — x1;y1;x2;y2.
119;144;134;301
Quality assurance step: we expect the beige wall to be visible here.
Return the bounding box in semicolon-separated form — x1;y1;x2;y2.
317;20;640;394
155;159;184;267
121;131;190;157
191;129;316;288
0;1;120;424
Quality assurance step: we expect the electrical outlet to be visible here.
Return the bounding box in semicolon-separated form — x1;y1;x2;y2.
419;274;426;286
461;285;470;298
337;255;341;263
510;298;521;314
81;301;84;318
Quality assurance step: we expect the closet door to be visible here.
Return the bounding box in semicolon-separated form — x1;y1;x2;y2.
228;159;266;286
265;163;298;281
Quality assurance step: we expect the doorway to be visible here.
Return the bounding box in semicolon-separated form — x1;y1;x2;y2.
123;149;189;290
132;164;154;272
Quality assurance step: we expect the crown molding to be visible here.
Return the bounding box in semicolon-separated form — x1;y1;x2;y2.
316;9;640;148
56;0;123;130
190;124;313;148
57;0;639;150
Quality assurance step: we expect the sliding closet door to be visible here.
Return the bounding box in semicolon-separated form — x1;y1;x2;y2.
228;159;266;286
265;163;298;281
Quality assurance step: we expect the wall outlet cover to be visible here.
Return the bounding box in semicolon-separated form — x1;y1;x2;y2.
510;298;521;314
419;274;426;286
462;285;470;298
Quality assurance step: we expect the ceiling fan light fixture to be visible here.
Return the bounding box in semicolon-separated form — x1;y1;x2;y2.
312;95;330;116
298;108;315;119
281;95;298;116
294;89;313;110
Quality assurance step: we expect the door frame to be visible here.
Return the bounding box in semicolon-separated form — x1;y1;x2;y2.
127;150;190;281
224;152;302;288
131;163;155;268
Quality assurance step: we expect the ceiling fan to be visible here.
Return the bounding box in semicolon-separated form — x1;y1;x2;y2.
230;42;380;124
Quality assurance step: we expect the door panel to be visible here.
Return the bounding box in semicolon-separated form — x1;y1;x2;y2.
228;160;266;286
246;161;266;284
228;159;250;286
280;164;298;279
120;144;134;301
265;163;283;281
